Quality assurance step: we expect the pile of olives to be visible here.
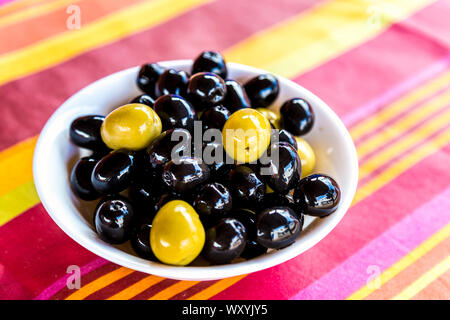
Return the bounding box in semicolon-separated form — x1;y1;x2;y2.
69;51;341;266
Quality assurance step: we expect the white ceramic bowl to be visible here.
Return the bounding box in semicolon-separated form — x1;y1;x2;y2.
33;60;358;281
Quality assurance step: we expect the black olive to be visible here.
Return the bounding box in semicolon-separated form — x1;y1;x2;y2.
273;129;298;150
155;69;189;97
146;128;192;174
130;93;155;108
161;157;210;194
154;94;197;132
137;63;164;98
227;165;266;209
260;142;301;194
128;179;161;220
202;218;247;265
69;115;107;150
94;195;135;244
256;206;301;249
200;105;231;131
229;208;257;239
259;192;292;211
280;98;314;136
244;74;279;108
70;156;101;201
187;72;227;111
241;240;267;260
192;51;227;79
91;150;136;194
223;79;251;112
193;182;232;225
293;174;341;217
130;219;157;261
201;142;235;185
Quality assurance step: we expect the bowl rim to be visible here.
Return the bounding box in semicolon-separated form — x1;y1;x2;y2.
33;60;359;281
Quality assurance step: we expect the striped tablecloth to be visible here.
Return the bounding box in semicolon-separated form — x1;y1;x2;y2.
0;0;449;300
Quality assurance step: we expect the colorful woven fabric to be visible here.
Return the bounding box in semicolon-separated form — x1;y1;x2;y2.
0;0;449;300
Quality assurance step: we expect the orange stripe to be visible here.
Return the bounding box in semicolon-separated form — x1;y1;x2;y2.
0;136;36;197
107;275;165;300
65;267;134;300
364;235;450;299
187;275;247;300
411;269;450;300
0;0;147;54
148;280;201;300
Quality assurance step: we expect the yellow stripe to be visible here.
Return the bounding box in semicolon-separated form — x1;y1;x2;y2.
224;0;436;78
354;127;450;205
0;136;37;197
0;0;211;86
187;275;246;300
359;109;450;180
0;180;39;226
356;90;450;159
107;275;164;300
0;0;82;29
392;255;450;300
348;223;450;300
351;70;450;141
148;280;201;300
65;267;134;300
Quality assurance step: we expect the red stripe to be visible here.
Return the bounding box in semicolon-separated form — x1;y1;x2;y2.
213;143;450;299
0;204;99;299
170;280;217;300
131;279;178;300
84;271;148;300
0;0;321;152
294;1;450;119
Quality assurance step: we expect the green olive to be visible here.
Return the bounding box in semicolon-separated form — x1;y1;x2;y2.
101;103;162;150
150;200;205;266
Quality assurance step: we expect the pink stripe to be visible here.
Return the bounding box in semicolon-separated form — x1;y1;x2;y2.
33;257;109;300
0;0;14;6
342;53;450;128
289;185;450;300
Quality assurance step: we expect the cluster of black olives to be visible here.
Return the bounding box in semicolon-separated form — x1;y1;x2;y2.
69;50;341;266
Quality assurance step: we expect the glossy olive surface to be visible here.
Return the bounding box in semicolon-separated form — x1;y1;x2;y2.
244;74;279;108
150;200;205;266
161;157;210;194
241;239;267;260
202;141;234;180
200;105;231;131
101;104;162;151
128;180;160;219
70;156;100;201
295;137;316;178
259;192;292;211
256;206;301;249
91;150;136;194
130;93;155;108
256;108;280;129
191;51;227;79
223;79;251;112
94;195;135;244
154;94;197;132
70;115;107;150
193;182;232;224
155;69;189;97
227;166;265;208
137;63;164;98
146;128;192;174
229;208;257;239
280;98;314;136
187;72;227;110
202;218;247;265
276;129;298;150
260;142;301;194
130;219;156;261
294;174;341;217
